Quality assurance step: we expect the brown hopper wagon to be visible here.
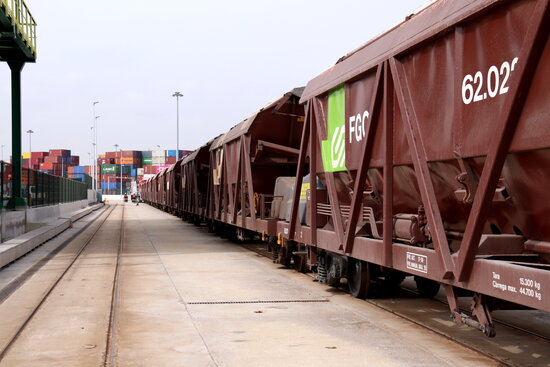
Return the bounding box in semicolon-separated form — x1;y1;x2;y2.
141;0;549;336
282;0;550;336
179;139;216;224
207;88;305;240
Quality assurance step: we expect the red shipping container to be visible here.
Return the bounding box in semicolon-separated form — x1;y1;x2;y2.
31;151;49;159
44;156;63;164
121;150;141;158
101;175;118;183
31;157;44;165
105;151;118;159
166;157;177;164
49;149;71;157
40;162;53;170
97;158;116;165
70;156;80;166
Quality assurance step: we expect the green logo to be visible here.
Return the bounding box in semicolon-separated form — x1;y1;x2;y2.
321;86;346;172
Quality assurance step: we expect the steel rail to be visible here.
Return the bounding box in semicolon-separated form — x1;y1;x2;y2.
407;287;550;343
0;204;117;361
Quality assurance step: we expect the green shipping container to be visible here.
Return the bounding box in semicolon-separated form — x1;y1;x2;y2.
101;165;131;175
101;165;118;174
142;157;153;165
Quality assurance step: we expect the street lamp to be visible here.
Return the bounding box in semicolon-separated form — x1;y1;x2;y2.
172;91;183;160
92;101;99;191
26;129;34;169
114;144;122;197
94;115;101;190
155;144;161;172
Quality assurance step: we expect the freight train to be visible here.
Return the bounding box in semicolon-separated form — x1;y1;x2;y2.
141;0;550;337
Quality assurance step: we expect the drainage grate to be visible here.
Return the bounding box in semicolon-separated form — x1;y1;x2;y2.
188;299;329;305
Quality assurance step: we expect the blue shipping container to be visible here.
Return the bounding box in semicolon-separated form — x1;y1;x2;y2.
131;168;136;177
166;150;177;157
74;166;85;174
100;182;120;190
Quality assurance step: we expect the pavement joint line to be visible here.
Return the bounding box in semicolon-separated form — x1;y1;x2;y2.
134;206;220;367
104;204;125;367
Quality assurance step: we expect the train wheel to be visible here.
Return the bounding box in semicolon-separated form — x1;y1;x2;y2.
347;259;371;299
214;221;224;236
414;276;440;298
292;252;307;273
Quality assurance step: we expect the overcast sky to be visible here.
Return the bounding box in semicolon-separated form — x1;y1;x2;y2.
0;0;429;164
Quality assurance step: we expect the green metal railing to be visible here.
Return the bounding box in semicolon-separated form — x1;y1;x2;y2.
1;162;89;208
0;0;37;57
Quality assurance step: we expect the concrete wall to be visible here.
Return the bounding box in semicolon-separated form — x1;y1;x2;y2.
0;199;92;242
26;200;89;224
1;210;26;242
0;203;104;268
87;189;97;204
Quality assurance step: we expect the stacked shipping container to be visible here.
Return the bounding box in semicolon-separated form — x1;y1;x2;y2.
18;149;81;177
44;149;192;193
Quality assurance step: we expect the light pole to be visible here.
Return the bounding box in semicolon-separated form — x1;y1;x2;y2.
156;144;161;172
90;125;94;186
26;129;33;169
172;91;183;161
94;115;100;190
92;101;99;191
114;144;122;197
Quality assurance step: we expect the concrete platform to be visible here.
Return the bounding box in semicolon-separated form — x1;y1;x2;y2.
0;203;502;366
0;203;104;269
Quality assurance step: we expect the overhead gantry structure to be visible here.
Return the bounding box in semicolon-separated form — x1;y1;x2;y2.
0;0;37;208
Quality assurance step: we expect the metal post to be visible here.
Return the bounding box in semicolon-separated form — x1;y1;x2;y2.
90;126;94;190
1;162;3;208
26;129;33;169
173;92;183;161
92;101;99;191
94;115;100;188
8;60;26;208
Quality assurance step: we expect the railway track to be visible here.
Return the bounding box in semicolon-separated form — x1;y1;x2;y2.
104;204;125;367
239;240;550;367
0;204;126;366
